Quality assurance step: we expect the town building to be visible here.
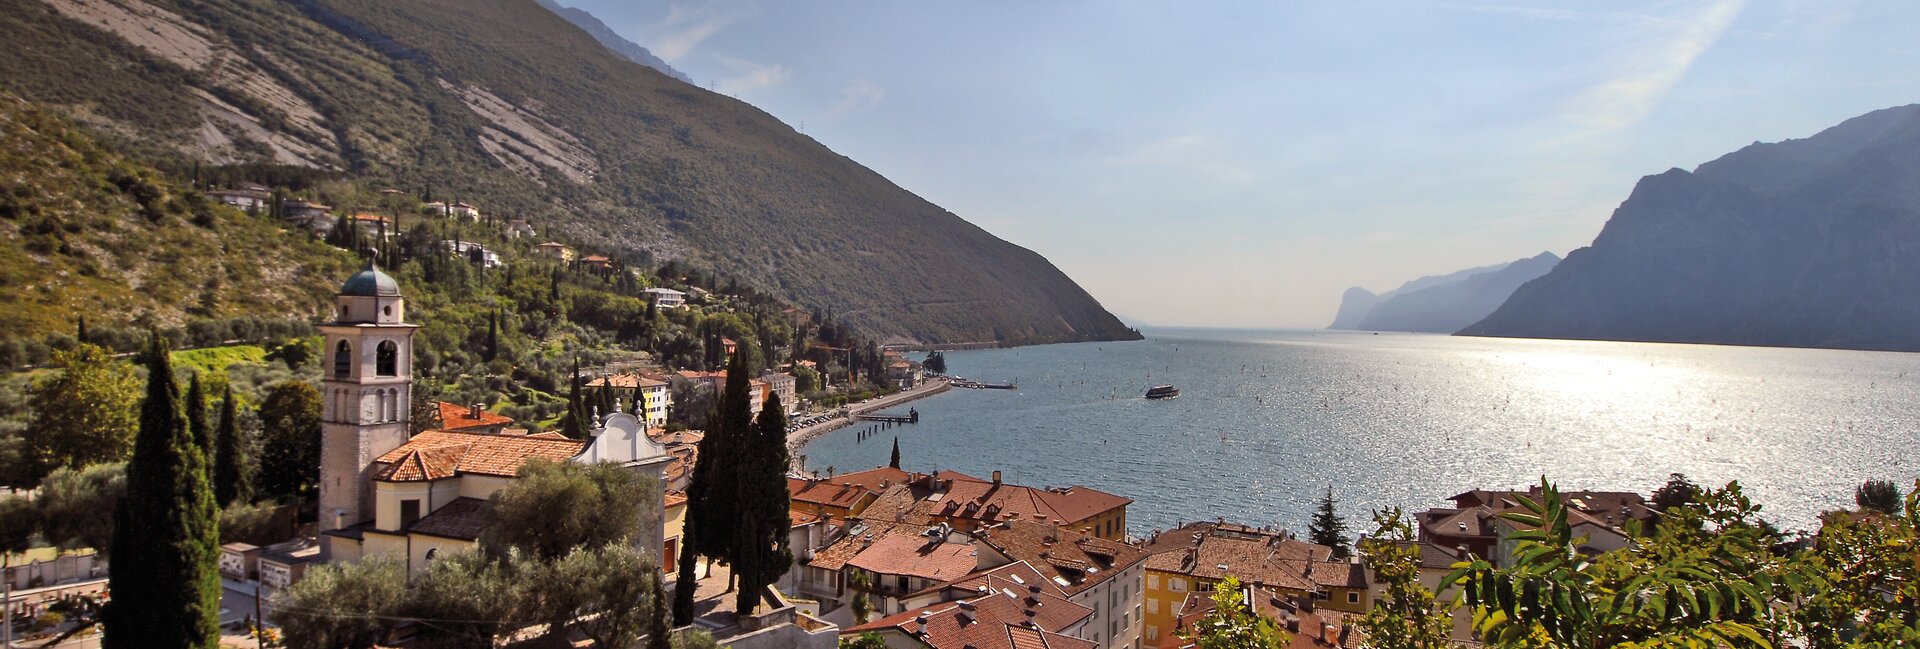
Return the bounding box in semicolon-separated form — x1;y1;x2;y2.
208;184;270;212
842;578;1096;649
1159;582;1361;649
857;470;1133;541
315;265;673;575
579;254;613;270
761;371;798;412
586;373;672;429
537;241;575;262
1415;487;1651;567
441;239;504;268
644;287;688;308
436;401;515;434
1138;521;1339;643
506;219;537;239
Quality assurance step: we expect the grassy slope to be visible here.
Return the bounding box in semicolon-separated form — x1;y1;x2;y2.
0;96;354;336
0;0;1137;346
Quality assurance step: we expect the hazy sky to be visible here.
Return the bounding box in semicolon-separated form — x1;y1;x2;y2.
561;0;1920;328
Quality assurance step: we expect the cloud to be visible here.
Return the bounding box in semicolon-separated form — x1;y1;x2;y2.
651;3;742;62
714;55;790;94
822;80;886;118
1558;0;1749;134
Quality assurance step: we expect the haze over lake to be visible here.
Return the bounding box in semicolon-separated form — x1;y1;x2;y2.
802;330;1920;536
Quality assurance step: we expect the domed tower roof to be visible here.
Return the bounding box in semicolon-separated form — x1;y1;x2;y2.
340;261;401;297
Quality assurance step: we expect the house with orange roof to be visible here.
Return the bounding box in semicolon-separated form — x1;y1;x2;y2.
587;373;672;428
1137;520;1344;643
579;254;613;270
435;401;515;434
842;582;1096;649
1159;583;1361;649
536;241;575;262
857;470;1132;542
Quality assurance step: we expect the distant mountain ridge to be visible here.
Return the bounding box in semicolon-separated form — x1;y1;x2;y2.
1328;253;1558;333
1463;104;1920;351
533;0;693;84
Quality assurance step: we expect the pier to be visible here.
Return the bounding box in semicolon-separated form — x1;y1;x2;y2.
858;408;920;424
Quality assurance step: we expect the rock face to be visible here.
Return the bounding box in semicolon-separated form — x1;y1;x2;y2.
1328;254;1558;333
1462;104;1920;352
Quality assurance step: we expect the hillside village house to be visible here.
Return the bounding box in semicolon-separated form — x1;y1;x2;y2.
761;371;798;412
422;201;481;221
507;219;537;239
208;183;270;212
281;199;334;234
441;239;504;268
314;264;672;575
580;254;614;270
644;287;688;308
537;241;576;262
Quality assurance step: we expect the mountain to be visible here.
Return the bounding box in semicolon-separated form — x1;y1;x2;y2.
0;95;352;338
1355;252;1559;333
1327;257;1540;331
533;0;693;84
1462;105;1920;351
0;0;1137;347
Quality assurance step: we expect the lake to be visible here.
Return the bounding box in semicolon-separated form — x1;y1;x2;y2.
797;329;1920;537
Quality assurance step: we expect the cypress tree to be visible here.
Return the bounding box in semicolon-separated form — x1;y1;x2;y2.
889;437;901;469
672;536;699;625
213;385;250;507
1309;485;1351;560
649;572;674;649
484;310;499;362
631;385;646;417
686;353;748;580
733;393;792;614
76;316;89;346
105;334;221;649
185;374;211;459
561;359;586;439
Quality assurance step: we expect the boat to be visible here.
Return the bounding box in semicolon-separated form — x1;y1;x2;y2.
1145;385;1180;400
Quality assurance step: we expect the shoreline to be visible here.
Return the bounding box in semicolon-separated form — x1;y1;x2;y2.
786;378;953;469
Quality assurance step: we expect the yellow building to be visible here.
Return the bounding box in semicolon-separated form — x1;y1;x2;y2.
1139;522;1342;644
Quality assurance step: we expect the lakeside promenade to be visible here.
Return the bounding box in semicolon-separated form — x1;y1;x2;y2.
787;377;952;469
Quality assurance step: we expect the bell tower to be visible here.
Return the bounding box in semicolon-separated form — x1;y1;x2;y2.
317;261;418;533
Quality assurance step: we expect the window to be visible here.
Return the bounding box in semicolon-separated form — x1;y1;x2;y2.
1147;574;1159;589
1147;626;1158;641
1171;578;1186;592
898;575;909;591
333;340;351;379
1147;598;1157;614
1347;591;1360;604
400;499;421;530
376;340;398;376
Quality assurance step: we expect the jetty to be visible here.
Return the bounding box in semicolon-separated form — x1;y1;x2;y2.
951;379;1018;390
859;408;920;424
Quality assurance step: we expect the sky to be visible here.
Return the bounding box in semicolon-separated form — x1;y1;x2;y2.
559;0;1920;328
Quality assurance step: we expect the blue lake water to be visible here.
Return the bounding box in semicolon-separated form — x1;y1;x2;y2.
797;329;1920;537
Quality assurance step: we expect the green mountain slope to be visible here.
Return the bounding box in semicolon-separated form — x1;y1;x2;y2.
0;95;353;338
0;0;1137;346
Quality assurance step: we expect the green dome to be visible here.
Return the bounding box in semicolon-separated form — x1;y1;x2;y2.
340;262;400;297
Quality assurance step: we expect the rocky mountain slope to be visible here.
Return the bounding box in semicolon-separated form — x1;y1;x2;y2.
0;96;352;337
1328;255;1555;332
533;0;693;84
1462;105;1920;351
0;0;1137;346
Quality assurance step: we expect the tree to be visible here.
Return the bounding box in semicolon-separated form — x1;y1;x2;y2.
1309;485;1350;559
849;570;875;624
256;381;322;502
478;459;658;562
36;463;125;557
23;344;139;483
185;373;211;458
274;557;408;649
1855;479;1902;514
405;549;523;649
1795;481;1919;646
923;351;946;375
0;496;35;569
104;335;221;649
1443;478;1792;648
673;536;700;625
567;544;663;649
1354;509;1453;649
649;561;674;649
218;501;284;546
733;393;792;613
841;632;890;649
889;436;901;469
560;358;587;439
212;385;250;507
1180;576;1290;649
1652;472;1703;513
686;354;749;574
483;309;500;362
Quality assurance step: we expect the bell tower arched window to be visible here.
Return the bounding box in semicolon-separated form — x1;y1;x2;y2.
333;341;352;379
376;340;398;377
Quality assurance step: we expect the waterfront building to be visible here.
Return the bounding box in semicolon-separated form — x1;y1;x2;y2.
1137;521;1342;644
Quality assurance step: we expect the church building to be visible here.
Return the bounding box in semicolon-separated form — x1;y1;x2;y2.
317;264;673;573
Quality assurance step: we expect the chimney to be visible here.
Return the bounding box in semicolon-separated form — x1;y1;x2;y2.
469;403;483;419
992;470;1002;485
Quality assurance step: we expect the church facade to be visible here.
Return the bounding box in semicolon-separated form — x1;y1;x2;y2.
317;264;672;573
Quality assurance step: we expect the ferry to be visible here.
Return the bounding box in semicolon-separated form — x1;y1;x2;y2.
1145;385;1180;400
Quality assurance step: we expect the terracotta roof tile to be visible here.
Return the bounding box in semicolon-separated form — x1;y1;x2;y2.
973;519;1149;596
846;587;1095;649
373;430;586;481
845;532;981;582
